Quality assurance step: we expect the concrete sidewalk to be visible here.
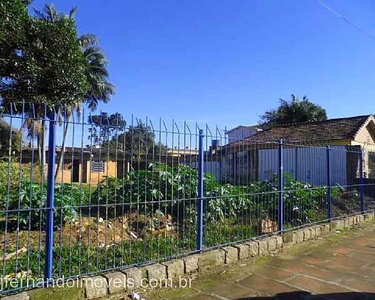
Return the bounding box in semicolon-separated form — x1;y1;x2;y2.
143;222;375;300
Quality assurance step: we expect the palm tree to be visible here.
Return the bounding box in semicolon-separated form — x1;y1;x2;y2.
0;99;48;173
33;4;77;22
55;35;115;178
32;4;115;178
260;94;327;127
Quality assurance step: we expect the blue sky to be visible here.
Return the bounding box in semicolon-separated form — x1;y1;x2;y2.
30;0;375;131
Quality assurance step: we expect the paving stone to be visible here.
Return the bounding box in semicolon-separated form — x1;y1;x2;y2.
234;244;249;260
278;261;341;281
328;255;370;269
340;276;375;292
344;218;351;229
288;275;351;294
82;276;108;299
246;240;259;257
222;246;239;264
358;214;365;223
275;235;283;249
314;226;321;237
104;272;127;294
364;212;374;221
198;250;225;270
299;255;326;267
122;267;143;289
183;255;199;273
320;224;330;235
258;239;268;256
349;251;375;263
303;228;311;241
323;256;370;277
332;219;345;230
294;230;304;244
267;237;277;251
162;259;185;279
144;263;167;281
329;220;337;230
239;275;298;295
354;214;363;224
2;292;29;300
332;245;354;255
201;280;260;298
186;293;231;300
309;227;316;239
282;231;294;244
254;266;295;280
355;214;361;223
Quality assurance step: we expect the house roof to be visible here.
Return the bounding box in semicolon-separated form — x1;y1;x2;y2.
243;115;372;143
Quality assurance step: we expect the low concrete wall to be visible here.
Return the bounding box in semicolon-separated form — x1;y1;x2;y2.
2;212;374;300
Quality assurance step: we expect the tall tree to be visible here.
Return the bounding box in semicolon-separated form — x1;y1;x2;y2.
0;2;87;106
28;4;115;178
54;28;115;178
260;94;327;127
88;117;167;156
0;1;88;170
88;112;126;146
116;122;167;157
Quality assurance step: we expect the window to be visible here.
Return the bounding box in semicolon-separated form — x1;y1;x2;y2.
91;161;104;173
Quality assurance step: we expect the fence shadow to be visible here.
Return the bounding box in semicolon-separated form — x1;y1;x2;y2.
236;291;375;300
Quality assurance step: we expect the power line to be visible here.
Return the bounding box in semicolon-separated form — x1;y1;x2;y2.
315;0;375;42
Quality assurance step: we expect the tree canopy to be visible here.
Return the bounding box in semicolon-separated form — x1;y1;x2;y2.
116;122;168;156
260;94;327;127
88;113;167;156
0;0;88;107
1;1;115;173
88;112;126;145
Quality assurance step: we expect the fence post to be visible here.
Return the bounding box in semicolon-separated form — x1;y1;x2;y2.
360;149;365;213
278;139;284;233
197;129;204;251
45;110;56;283
326;146;332;220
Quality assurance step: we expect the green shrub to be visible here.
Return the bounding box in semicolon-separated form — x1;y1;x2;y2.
5;180;83;229
92;163;199;217
0;160;341;230
93;163;338;229
251;173;341;226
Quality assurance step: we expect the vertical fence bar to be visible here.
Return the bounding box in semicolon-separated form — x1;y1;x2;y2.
45;110;56;282
360;149;365;213
326;146;332;220
197;129;204;251
278;139;284;232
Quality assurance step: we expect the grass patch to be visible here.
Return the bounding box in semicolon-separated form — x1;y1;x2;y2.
28;286;84;300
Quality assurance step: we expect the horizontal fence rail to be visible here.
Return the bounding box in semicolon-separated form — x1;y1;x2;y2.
1;102;375;294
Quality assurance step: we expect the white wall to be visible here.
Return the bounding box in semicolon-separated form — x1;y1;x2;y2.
227;127;258;143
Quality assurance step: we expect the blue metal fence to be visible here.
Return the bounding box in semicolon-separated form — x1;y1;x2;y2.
0;103;374;294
